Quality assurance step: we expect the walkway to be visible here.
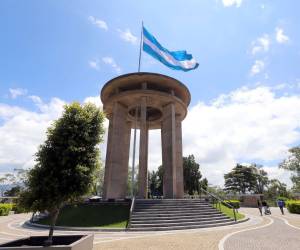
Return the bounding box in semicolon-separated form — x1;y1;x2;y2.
0;208;299;249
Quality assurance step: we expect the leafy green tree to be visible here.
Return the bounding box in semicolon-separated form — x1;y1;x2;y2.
250;164;269;193
199;178;208;192
183;155;202;195
279;146;300;192
148;166;163;197
90;160;104;196
224;164;257;194
127;165;138;196
4;186;21;197
264;179;290;200
18;102;105;246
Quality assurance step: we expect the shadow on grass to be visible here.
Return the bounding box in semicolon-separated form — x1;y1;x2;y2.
38;203;130;228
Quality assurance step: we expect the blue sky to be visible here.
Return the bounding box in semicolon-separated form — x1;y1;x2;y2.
1;0;300;186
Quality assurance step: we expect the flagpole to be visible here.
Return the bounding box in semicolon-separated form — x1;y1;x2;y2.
138;21;143;72
132;22;143;198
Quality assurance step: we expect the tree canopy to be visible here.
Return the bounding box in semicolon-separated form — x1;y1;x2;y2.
183;155;202;195
224;164;267;194
19;102;105;245
279;146;300;192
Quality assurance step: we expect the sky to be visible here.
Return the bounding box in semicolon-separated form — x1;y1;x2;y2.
1;0;300;187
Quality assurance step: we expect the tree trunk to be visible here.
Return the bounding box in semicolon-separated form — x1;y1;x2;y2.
44;208;60;246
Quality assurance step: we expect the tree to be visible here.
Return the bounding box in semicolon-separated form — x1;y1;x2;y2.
4;186;21;197
224;164;257;194
127;165;138;196
148;165;163;197
199;178;208;192
18;102;105;246
183;155;202;195
90;160;104;196
279;146;300;192
264;179;290;200
250;164;269;194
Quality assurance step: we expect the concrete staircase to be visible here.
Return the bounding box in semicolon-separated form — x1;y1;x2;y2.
128;199;235;231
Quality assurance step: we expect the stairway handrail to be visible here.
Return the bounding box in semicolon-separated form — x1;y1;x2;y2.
127;196;135;228
199;187;237;222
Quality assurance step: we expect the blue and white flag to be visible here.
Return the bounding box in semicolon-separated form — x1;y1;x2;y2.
142;26;199;72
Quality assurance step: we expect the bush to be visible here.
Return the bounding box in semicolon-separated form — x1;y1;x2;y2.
223;200;240;209
12;204;27;214
276;196;289;201
0;204;13;216
286;200;300;214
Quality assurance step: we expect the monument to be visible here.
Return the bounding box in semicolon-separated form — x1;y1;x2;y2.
101;72;190;199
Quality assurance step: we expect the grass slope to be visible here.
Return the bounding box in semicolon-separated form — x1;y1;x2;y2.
213;203;245;220
38;203;130;228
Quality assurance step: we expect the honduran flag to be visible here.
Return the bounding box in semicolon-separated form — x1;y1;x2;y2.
142;26;199;72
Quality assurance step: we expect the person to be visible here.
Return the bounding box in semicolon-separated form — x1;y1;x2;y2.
262;200;271;215
277;199;285;215
257;200;263;216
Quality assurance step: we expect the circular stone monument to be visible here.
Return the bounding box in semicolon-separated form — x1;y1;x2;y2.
101;72;190;199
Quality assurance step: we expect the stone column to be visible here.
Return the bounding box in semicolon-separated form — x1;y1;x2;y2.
175;116;184;198
103;102;131;199
161;103;176;198
138;97;148;198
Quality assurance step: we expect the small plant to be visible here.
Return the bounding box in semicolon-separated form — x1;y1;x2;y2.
0;204;13;216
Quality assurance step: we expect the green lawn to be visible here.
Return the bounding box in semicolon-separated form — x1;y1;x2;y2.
38;203;130;228
213;203;245;220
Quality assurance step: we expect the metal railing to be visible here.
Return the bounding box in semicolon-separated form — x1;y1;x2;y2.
199;187;237;222
126;196;135;228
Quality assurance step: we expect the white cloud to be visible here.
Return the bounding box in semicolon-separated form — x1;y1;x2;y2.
250;60;265;75
88;16;108;31
275;27;289;44
251;34;270;55
117;28;138;45
0;97;65;173
3;86;300;188
222;0;243;7
102;56;121;73
180;85;300;186
9;88;27;99
84;96;102;108
88;59;100;71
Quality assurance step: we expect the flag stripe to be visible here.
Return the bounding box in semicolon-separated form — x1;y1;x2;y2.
142;26;198;71
143;36;198;71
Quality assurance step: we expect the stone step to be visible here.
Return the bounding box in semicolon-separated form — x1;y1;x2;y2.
135;200;207;204
133;209;218;215
135;204;212;208
129;220;236;231
131;213;225;221
134;207;215;212
131;216;229;224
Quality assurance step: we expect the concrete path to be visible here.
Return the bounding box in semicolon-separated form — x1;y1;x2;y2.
221;208;300;250
0;208;299;249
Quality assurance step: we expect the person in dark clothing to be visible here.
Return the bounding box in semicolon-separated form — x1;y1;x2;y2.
257;200;263;216
277;199;285;215
262;200;271;215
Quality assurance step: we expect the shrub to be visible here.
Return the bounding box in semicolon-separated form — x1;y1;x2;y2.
12;204;27;214
223;200;240;209
286;200;300;214
0;204;13;216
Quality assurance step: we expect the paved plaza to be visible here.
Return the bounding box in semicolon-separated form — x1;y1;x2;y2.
0;208;299;249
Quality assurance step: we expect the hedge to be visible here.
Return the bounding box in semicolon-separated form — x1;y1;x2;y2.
12;204;27;214
0;204;13;216
286;200;300;214
223;200;240;209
